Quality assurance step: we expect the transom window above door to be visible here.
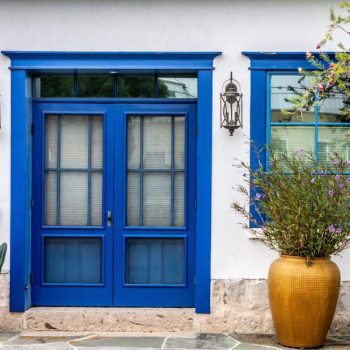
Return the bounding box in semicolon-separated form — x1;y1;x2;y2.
33;73;197;99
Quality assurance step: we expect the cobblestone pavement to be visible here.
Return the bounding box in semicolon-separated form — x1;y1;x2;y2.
0;332;349;349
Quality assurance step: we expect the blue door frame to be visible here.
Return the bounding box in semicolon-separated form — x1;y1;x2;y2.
2;51;221;313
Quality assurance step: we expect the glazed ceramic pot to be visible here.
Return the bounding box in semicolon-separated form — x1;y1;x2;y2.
268;255;340;348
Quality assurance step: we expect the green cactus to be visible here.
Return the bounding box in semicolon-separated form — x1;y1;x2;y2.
0;243;7;273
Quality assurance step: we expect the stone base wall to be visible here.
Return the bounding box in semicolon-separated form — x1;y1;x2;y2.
1;273;350;334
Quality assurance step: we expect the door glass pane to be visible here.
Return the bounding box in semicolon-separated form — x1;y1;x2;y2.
91;116;103;169
127;116;141;169
126;115;186;227
174;172;185;227
144;117;172;169
174;117;185;169
127;173;140;226
60;172;88;226
143;173;171;226
45;115;58;168
91;172;103;226
44;238;101;283
45;171;57;226
61;116;89;169
44;114;103;226
126;238;184;284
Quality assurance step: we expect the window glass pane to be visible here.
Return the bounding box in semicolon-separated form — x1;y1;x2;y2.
158;75;197;98
127;173;141;226
118;75;155;98
318;126;350;166
44;238;101;283
174;117;185;169
271;75;313;123
270;126;315;155
126;238;184;284
60;172;88;225
91;116;103;169
91;172;103;226
318;93;349;123
45;171;57;226
143;173;171;226
34;75;74;98
127;116;141;169
61;116;89;169
77;74;114;97
144;117;172;169
174;172;185;227
45;115;58;168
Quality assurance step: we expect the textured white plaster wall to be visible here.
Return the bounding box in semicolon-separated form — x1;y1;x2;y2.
0;0;348;279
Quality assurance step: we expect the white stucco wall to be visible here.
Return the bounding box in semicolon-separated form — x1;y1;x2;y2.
0;0;348;280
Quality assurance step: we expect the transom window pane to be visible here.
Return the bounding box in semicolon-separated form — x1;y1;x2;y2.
44;114;103;226
33;73;197;99
127;115;185;227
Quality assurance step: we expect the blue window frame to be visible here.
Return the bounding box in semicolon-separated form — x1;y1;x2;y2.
242;52;344;224
2;51;221;313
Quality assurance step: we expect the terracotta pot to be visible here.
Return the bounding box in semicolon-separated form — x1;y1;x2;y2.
268;255;340;348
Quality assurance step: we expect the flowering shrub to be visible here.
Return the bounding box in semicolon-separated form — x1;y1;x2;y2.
232;149;350;261
287;2;350;119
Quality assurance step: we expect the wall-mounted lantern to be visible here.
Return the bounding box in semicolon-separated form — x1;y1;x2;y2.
220;72;243;136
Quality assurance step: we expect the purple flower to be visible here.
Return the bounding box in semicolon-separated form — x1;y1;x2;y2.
335;174;341;181
243;173;247;177
329;225;335;233
311;178;315;183
346;160;350;165
332;159;339;165
255;193;262;200
299;148;305;154
346;178;350;184
336;227;342;234
328;190;334;197
269;160;274;167
339;183;344;189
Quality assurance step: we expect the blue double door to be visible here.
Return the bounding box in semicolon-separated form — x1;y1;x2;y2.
32;102;196;307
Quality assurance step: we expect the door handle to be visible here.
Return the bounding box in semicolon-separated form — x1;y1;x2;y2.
107;211;112;227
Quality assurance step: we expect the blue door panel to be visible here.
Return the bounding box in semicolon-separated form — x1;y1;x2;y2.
32;102;196;307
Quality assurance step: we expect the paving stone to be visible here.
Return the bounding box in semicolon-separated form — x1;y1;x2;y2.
2;343;72;349
235;344;279;350
71;336;165;348
0;332;19;343
164;333;237;349
5;335;84;345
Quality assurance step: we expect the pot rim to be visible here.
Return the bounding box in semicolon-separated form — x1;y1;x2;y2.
280;255;331;261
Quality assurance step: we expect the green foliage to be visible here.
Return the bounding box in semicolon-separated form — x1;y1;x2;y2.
0;243;7;273
286;2;350;120
232;148;350;261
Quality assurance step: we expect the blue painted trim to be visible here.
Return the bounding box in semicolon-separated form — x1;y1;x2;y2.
195;70;212;313
10;70;32;312
2;51;221;71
